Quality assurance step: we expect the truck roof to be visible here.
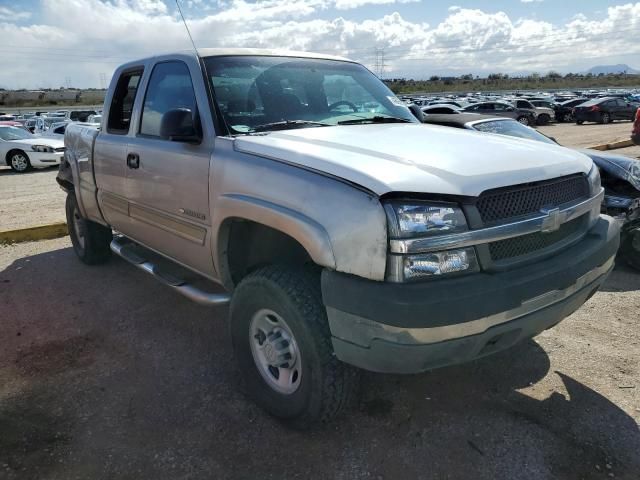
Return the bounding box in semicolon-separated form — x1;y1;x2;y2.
120;48;354;66
197;48;353;63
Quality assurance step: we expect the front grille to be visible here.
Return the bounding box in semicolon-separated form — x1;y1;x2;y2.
477;174;589;224
488;216;584;261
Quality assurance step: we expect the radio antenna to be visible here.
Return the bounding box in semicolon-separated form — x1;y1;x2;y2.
175;0;198;55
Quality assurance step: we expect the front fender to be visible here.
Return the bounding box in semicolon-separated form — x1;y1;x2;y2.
214;193;337;270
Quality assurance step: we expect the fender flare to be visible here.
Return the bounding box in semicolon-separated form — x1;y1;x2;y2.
213;193;336;286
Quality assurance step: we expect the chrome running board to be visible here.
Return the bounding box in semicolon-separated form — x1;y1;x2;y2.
110;236;230;306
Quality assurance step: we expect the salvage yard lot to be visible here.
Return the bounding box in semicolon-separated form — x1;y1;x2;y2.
1;120;639;479
0;238;639;479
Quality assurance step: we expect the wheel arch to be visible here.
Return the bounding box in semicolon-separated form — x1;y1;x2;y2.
214;194;336;290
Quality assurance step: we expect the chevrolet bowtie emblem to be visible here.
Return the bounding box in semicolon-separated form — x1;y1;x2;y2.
540;207;561;233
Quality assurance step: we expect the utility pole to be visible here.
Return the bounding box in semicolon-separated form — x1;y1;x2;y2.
99;73;108;89
65;76;72;89
373;48;386;78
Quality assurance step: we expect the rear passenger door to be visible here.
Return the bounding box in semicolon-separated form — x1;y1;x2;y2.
124;60;214;274
95;68;144;235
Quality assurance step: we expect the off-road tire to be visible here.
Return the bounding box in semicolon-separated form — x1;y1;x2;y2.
8;150;31;173
65;193;112;265
229;265;358;429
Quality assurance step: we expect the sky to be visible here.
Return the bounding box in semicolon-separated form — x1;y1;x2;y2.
0;0;639;89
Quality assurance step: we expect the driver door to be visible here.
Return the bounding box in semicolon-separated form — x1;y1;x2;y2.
123;60;214;274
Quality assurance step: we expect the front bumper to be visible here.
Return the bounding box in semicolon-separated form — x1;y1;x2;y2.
30;152;64;168
322;215;619;374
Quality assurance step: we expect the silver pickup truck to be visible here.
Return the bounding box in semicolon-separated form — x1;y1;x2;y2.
59;49;620;428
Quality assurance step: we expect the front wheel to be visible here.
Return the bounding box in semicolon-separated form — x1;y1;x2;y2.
8;150;31;173
230;265;357;429
601;113;611;124
65;193;112;265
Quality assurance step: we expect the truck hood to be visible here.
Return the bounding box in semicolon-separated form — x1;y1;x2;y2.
234;124;593;196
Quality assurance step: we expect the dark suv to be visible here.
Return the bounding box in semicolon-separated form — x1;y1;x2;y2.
574;97;638;124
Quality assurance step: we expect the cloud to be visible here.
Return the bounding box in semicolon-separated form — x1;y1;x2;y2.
0;6;32;21
520;0;543;4
0;0;638;89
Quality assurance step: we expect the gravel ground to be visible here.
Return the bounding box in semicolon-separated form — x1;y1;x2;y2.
538;121;636;149
0;238;639;480
0;167;64;231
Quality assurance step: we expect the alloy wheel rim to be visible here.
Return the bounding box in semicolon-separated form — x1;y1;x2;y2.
11;154;28;171
249;309;302;395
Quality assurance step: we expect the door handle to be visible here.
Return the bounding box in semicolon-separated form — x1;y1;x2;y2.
126;153;140;169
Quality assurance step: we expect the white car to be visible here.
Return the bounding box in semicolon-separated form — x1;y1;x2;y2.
0;125;65;172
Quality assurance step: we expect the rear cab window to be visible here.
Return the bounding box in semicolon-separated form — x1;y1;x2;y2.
107;70;143;134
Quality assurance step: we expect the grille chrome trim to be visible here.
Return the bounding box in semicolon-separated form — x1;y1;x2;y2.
389;188;603;254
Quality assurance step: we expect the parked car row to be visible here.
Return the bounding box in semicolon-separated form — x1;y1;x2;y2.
0;110;102;172
402;89;640;127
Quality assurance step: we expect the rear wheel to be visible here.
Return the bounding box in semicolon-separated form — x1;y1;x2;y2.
621;230;640;271
8;150;31;173
536;114;550;126
230;265;357;429
65;193;112;265
517;116;530;126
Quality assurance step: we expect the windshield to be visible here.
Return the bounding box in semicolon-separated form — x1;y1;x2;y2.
203;55;416;134
472;119;557;145
0;126;34;141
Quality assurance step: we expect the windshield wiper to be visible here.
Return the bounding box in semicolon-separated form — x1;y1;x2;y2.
338;116;413;125
250;120;331;133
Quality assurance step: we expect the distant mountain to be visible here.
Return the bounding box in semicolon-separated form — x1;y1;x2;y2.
584;64;639;75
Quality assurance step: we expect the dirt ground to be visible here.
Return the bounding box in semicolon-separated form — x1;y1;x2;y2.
0;168;64;231
1;238;639;480
0;120;637;233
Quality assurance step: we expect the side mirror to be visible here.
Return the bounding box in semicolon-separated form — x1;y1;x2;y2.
408;104;424;122
160;108;200;143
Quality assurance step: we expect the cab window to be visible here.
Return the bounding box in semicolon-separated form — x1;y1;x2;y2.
107;70;142;134
139;61;199;138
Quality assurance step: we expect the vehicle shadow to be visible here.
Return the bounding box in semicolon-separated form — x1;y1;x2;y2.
1;244;638;480
599;263;640;292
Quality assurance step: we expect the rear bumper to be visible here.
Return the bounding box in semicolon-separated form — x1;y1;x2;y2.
322;216;620;374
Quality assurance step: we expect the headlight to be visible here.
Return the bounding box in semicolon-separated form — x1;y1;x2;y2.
384;201;478;282
31;145;55;153
403;248;479;280
587;165;601;194
384;201;468;238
